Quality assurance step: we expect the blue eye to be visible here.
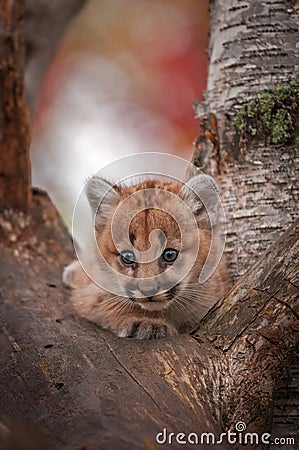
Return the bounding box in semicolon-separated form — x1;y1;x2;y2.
120;250;135;265
162;248;178;263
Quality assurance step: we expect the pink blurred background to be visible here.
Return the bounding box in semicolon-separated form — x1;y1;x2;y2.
30;0;209;238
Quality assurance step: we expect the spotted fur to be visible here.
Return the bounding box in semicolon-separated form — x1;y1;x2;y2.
63;175;230;339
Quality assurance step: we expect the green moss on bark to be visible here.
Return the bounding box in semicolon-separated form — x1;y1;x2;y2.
233;78;299;146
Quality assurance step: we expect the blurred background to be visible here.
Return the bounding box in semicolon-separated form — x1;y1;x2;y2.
26;0;209;235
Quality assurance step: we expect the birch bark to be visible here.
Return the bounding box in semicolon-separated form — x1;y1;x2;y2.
193;0;299;442
195;0;298;280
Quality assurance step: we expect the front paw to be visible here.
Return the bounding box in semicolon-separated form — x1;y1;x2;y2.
119;321;177;340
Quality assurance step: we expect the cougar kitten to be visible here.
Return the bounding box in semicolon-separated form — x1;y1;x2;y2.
63;174;229;339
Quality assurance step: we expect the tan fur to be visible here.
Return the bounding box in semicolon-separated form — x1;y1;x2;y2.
63;177;230;339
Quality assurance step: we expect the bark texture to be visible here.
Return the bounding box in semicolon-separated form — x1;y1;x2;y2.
195;219;299;437
0;192;298;450
195;0;299;281
0;0;31;209
192;0;299;443
0;191;229;450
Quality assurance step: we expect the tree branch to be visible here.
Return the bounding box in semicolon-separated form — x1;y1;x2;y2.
195;219;299;437
0;194;297;449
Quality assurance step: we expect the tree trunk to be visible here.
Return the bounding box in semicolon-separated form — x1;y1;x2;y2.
193;0;299;443
0;0;31;209
195;0;298;281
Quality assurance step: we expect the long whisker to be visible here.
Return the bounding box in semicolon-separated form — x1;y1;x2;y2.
173;290;213;310
99;296;134;316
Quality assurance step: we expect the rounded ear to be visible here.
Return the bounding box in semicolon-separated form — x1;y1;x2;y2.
179;174;220;227
85;176;119;224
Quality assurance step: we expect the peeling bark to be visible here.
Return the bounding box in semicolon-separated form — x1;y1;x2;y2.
192;0;299;442
195;220;299;437
195;0;299;281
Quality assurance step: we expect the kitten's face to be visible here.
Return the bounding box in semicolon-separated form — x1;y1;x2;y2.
94;180;212;311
